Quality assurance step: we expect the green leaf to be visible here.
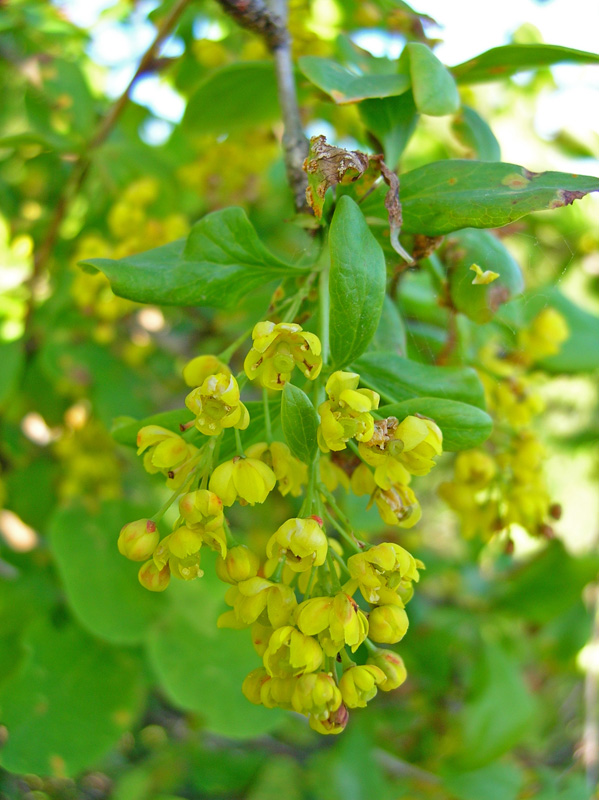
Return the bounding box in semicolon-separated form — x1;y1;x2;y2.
452;105;501;161
404;43;460;116
492;540;599;624
299;56;410;103
183;61;281;134
446;229;524;324
0;620;145;776
0;339;24;411
371;295;407;356
146;552;283;738
395;160;599;236
329;196;386;368
49;501;164;645
378;397;493;451
443;763;524;800
80;207;309;308
359;92;418;168
500;286;599;373
355;352;486;408
453;43;599;85
458;640;536;768
281;383;318;465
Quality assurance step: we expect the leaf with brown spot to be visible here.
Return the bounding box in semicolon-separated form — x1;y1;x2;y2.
303;135;369;219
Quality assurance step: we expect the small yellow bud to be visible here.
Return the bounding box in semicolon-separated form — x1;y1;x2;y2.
291;672;342;719
339;664;386;708
138;559;170;592
118;519;159;561
308;703;349;735
209;456;276;506
263;625;323;677
242;667;270;705
266;517;328;573
183;354;231;387
366;649;408;691
215;545;260;584
368;605;409;644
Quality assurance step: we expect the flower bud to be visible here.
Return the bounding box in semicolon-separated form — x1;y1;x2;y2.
118;519;159;561
309;703;349;735
368;605;409;644
291;672;342;719
366;649;407;691
138;559;170;592
263;625;323;677
339;664;386;708
266;517;328;573
242;667;270;705
183;354;231;387
216;545;260;584
209;456;276;506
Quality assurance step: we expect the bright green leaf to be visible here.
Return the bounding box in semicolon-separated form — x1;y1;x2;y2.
404;43;460;116
80;207;310;308
299;56;410;103
359;91;419;168
49;502;164;645
329;196;386;368
281;383;318;465
355;352;486;408
453;43;599;85
446;228;524;324
378;397;493;451
452;105;501;161
0;620;146;776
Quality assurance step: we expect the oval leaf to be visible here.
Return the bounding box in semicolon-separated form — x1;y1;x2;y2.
406;43;460;116
446;228;524;324
452;105;501;161
356;352;486;408
80;207;310;308
329;195;386;368
281;383;318;465
299;56;410;104
378;397;493;451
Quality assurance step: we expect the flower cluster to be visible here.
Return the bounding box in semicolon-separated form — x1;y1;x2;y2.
439;309;568;544
117;320;444;734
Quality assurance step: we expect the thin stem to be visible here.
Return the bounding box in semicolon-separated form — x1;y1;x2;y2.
263;388;273;442
318;266;330;366
329;547;351;577
152;480;191;524
323;509;361;554
326;548;342;592
234;428;245;456
281;271;317;322
218;324;254;363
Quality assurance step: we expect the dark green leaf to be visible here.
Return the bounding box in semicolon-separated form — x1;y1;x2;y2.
453;43;599;85
183;61;281;134
0;620;145;776
49;502;164;645
371;295;407;356
492;540;599;624
80;207;309;308
378;397;493;451
359;91;419;168
443;763;524;800
299;56;410;103
452;105;501;161
404;43;460;116
457;640;536;768
446;229;524;323
394;160;599;236
281;383;318;465
329;195;386;368
355;352;486;408
146;552;283;738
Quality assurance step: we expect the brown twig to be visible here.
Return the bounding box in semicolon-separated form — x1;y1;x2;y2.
375;748;441;786
583;583;599;792
215;0;309;212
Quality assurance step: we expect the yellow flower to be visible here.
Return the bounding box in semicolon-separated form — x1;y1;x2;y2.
470;263;499;284
138;559;170;592
136;425;200;488
244;320;322;390
185;373;249;436
179;489;224;530
263;625;323;677
518;308;569;362
215;545;260;584
359;415;442;480
260;675;297;710
368;605;409;644
266;517;328;573
291;672;342;719
317;371;379;452
454;449;496;489
209;455;276;506
245;441;308;497
366;649;407;691
251;621;274;657
339;664;386;708
242;667;271;705
295;593;368;653
346;542;421;605
183;354;230;387
373;484;422;528
218;576;297;629
319;455;350;492
118;519;159;561
309;703;349;735
483;374;544;428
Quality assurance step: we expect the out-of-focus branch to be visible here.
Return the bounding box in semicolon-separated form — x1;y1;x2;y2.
27;0;192;303
375;749;441;786
583;584;599;791
215;0;309;212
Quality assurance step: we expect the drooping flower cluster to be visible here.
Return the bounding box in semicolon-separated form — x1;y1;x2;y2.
439;309;568;544
116;320;444;734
